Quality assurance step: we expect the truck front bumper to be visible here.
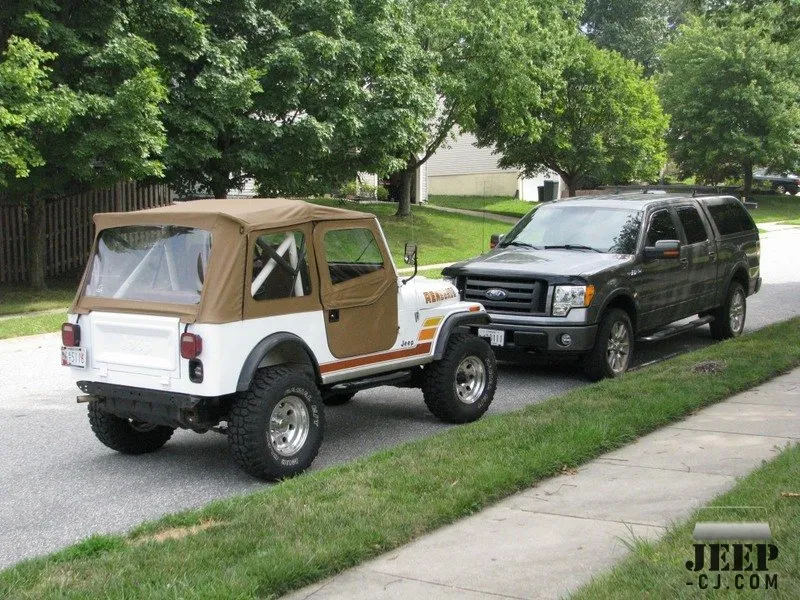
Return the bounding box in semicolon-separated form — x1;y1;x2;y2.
479;321;598;353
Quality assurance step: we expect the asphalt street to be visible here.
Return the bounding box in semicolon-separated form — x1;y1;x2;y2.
1;227;798;569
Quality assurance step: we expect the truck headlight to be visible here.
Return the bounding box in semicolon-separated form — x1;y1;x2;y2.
553;285;595;316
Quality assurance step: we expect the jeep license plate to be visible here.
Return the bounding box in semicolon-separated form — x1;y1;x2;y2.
61;346;86;368
478;328;505;347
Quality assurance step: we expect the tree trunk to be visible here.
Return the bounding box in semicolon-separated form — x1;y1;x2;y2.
742;163;753;201
566;179;577;197
27;196;47;290
209;178;228;199
395;167;414;217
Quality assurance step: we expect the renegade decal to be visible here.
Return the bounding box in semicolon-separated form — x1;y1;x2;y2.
422;289;456;304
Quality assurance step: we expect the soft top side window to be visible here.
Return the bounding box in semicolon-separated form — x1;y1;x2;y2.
251;230;311;301
324;228;385;285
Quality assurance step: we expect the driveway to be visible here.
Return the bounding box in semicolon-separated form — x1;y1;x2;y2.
1;227;798;569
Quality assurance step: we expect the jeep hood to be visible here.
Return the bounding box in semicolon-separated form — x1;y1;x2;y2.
444;248;634;280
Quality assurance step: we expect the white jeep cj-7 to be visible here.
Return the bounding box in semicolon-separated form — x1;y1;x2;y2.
62;199;497;479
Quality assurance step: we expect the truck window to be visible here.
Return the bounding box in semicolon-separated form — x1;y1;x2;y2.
677;207;709;244
706;201;757;235
251;230;311;301
324;228;385;284
646;210;678;246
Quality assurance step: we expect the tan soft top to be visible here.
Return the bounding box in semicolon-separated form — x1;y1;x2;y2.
93;198;370;233
73;198;381;323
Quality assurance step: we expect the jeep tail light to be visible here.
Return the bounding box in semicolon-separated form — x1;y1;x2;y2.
62;323;80;347
180;333;203;359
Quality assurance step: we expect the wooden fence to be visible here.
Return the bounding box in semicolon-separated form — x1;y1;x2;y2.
0;182;172;284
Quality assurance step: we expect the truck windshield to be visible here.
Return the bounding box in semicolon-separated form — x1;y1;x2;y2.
85;226;212;304
501;205;643;254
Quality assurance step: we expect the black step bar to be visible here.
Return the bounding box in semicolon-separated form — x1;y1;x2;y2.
637;315;714;343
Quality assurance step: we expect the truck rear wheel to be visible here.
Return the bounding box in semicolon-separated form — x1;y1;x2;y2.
88;403;174;454
709;282;746;340
583;308;633;381
228;366;324;481
422;333;497;423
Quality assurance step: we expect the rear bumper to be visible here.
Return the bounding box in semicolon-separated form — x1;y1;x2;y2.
77;381;218;429
478;321;598;353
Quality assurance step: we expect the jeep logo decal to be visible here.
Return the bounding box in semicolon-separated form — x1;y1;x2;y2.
485;288;508;301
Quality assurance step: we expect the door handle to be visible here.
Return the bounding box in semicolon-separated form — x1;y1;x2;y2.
708;251;717;262
680;257;689;269
328;309;340;323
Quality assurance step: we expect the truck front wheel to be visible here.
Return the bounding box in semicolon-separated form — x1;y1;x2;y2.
88;403;174;454
422;333;497;423
583;308;634;381
228;366;324;481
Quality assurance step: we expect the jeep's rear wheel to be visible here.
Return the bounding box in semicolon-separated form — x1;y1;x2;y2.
710;282;746;340
88;403;174;454
421;333;497;423
583;308;634;381
228;366;324;481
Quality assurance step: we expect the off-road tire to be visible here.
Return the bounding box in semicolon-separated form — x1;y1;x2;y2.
421;333;497;423
322;391;356;406
87;403;174;454
228;366;324;481
583;308;634;381
709;282;746;340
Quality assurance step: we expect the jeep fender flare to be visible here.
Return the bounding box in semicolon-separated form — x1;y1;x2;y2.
236;332;321;392
432;312;491;360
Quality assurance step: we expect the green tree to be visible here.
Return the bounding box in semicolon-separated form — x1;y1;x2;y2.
659;7;800;197
473;38;668;197
391;0;582;216
134;0;433;199
0;2;168;288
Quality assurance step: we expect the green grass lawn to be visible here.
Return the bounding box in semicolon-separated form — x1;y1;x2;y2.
0;281;76;316
750;195;800;223
0;312;66;340
2;318;799;599
426;195;536;218
572;443;800;599
309;199;513;265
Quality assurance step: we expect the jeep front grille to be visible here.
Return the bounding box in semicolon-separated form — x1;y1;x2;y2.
463;277;548;314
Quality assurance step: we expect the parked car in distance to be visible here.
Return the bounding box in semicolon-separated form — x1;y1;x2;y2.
752;169;800;195
442;193;761;380
62;199;497;480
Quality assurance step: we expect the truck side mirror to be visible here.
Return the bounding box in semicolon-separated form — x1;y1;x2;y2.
490;233;504;249
402;242;418;285
644;239;681;260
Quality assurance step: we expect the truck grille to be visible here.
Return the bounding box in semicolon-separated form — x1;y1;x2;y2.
463;277;548;314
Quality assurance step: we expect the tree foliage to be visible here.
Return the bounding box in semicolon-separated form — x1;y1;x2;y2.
473;37;668;196
659;4;800;196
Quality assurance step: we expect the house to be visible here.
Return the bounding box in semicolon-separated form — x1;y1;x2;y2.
423;130;563;201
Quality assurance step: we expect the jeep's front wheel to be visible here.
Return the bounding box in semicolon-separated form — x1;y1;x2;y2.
88;403;174;454
228;366;324;481
583;308;634;381
422;333;497;423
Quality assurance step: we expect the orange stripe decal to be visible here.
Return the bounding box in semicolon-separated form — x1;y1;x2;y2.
320;343;433;374
418;328;436;341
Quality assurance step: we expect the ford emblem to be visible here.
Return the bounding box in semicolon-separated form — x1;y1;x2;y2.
485;288;508;301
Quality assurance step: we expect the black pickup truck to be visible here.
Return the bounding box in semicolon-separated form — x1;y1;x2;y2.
442;193;761;380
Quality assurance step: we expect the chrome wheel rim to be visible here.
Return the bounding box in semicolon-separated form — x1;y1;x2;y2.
269;396;310;457
455;356;487;404
729;289;745;333
606;321;631;375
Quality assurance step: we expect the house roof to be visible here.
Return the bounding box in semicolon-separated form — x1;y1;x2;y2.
93;198;371;233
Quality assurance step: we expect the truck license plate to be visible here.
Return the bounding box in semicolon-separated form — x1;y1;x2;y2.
478;328;505;347
61;346;87;368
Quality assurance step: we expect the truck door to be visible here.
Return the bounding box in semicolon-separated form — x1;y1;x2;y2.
313;220;399;358
676;204;718;313
637;208;690;331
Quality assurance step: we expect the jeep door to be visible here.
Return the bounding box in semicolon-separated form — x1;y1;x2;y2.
675;203;718;313
637;208;690;331
313;220;399;358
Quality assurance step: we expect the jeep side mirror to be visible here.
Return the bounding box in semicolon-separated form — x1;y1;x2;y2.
402;242;418;285
404;242;418;265
490;233;504;249
644;239;681;260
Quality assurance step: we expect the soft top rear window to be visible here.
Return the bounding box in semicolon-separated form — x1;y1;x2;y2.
85;226;212;304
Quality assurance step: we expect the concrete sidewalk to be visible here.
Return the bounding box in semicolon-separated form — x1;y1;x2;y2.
285;369;800;600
